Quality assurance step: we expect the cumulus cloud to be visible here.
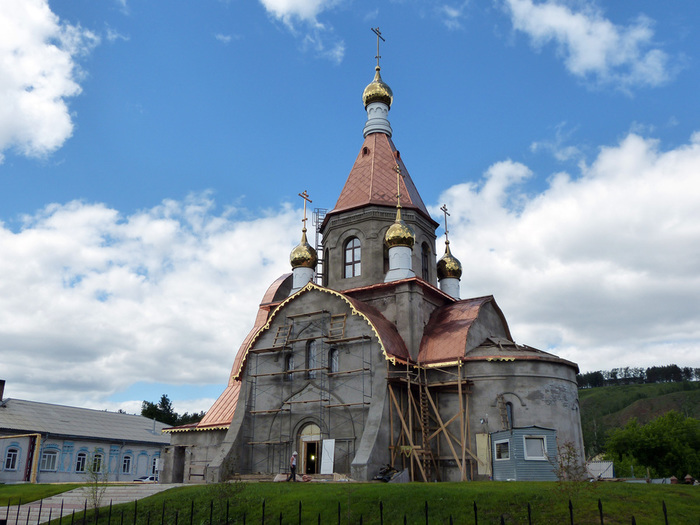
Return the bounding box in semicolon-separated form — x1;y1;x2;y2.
438;131;700;372
0;194;299;410
257;0;345;63
0;0;98;163
501;0;671;90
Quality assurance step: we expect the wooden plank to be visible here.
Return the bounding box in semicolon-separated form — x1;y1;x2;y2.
424;385;464;475
388;384;427;482
324;402;370;408
250;408;290;415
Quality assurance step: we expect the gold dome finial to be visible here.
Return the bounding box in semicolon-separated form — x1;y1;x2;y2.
385;164;415;248
290;191;318;269
437;204;462;279
363;27;393;108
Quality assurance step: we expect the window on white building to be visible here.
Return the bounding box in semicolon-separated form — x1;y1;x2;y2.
75;451;87;472
122;455;132;474
92;453;104;472
4;448;19;470
39;450;58;471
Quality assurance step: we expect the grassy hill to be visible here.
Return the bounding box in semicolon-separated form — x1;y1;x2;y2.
578;380;700;456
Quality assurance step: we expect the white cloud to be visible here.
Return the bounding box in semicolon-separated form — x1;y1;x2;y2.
0;0;99;163
215;33;233;44
437;2;470;30
501;0;671;90
530;122;583;162
257;0;345;63
0;193;299;409
259;0;336;24
438;131;700;373
105;26;130;43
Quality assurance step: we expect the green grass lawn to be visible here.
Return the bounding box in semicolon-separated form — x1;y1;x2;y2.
8;481;692;525
0;483;83;506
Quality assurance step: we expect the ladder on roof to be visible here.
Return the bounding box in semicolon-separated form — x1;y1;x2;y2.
313;208;327;285
273;324;292;348
328;314;346;340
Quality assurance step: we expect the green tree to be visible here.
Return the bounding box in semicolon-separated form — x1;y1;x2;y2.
605;410;700;479
141;394;205;426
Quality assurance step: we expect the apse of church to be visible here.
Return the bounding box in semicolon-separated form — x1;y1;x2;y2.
160;37;584;483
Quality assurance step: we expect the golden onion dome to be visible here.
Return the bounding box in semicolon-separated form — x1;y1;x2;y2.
385;209;415;248
290;230;318;269
437;242;462;280
362;66;393;108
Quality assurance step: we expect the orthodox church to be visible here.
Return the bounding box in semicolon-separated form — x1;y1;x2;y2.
161;61;584;483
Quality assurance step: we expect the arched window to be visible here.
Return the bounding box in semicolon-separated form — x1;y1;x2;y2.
344;237;361;278
39;449;59;471
92;452;104;473
505;402;514;430
421;243;430;281
4;447;19;471
322;248;329;286
122;454;133;474
328;348;339;373
306;340;317;379
75;451;88;472
285;354;294;381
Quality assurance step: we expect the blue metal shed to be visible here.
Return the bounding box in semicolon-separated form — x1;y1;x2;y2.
491;426;558;481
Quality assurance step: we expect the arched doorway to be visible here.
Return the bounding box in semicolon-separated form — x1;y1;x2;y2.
299;423;321;475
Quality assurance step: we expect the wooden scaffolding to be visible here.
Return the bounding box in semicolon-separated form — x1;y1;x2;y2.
387;361;477;481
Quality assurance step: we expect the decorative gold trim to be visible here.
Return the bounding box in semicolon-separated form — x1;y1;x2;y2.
163;425;230;434
232;282;398;379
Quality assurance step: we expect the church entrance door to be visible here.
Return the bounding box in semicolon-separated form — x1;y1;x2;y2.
299;423;321;475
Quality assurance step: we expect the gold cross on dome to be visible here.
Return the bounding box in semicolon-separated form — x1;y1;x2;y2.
440;204;450;241
371;27;385;68
298;190;312;230
393;164;403;208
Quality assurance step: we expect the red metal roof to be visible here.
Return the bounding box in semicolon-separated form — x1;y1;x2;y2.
418;296;511;365
328;133;434;223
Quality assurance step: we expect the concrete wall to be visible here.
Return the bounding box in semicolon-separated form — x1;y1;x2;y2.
161;429;228;484
321;205;437;292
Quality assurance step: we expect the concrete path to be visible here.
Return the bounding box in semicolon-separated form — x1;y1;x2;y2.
2;484;179;524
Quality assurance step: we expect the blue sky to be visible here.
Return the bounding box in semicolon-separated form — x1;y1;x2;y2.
1;0;699;415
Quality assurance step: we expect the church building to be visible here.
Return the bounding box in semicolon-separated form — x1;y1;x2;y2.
161;60;584;483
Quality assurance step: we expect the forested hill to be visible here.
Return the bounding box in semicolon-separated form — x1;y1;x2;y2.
577;364;700;388
578;380;700;457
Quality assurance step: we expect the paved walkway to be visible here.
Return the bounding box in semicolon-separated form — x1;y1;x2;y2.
2;484;179;524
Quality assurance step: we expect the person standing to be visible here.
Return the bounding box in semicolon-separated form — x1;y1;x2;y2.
287;451;298;482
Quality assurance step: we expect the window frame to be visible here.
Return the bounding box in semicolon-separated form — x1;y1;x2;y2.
284;353;294;381
421;242;430;281
523;435;548;461
75;451;88;473
39;449;59;472
306;340;317;379
344;237;361;278
4;447;19;471
328;348;339;373
122;454;133;474
494;439;510;461
92;452;104;473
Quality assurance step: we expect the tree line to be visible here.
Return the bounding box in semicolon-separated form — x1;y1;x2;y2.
141;394;206;427
577;364;700;388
